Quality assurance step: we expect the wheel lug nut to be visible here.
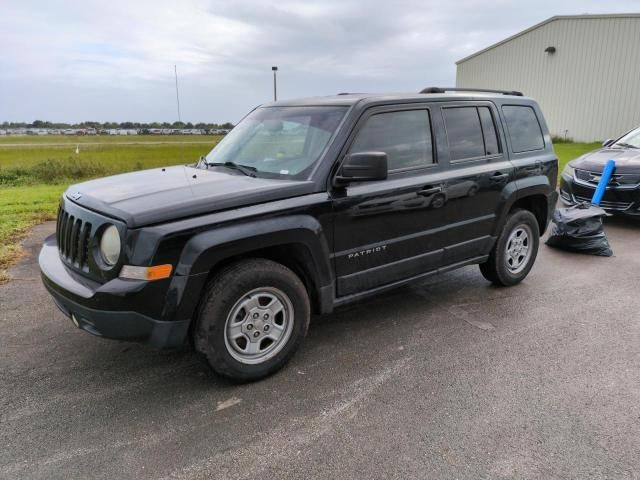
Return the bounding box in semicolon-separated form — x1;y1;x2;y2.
253;313;259;319
253;331;260;338
263;314;269;319
247;324;253;330
264;325;270;331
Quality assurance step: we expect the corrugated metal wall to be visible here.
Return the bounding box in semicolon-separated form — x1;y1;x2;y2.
456;15;640;142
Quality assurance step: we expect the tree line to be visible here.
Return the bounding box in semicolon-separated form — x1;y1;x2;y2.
1;120;235;130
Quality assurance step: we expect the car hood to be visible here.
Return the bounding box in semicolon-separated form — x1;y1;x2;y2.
570;147;640;174
65;165;315;227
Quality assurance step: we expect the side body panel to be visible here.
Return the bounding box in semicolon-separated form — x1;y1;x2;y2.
330;99;521;298
493;98;559;235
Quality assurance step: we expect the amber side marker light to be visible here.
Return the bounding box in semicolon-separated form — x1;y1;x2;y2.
119;264;173;281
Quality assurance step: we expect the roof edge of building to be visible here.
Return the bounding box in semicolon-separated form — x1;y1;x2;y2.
455;13;640;65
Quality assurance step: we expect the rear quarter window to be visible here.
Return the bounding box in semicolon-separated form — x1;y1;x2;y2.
502;105;544;153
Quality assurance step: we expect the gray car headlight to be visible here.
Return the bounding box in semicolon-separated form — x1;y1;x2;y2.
562;164;575;178
100;224;121;266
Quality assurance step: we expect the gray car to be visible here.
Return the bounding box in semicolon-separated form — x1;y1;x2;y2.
560;126;640;215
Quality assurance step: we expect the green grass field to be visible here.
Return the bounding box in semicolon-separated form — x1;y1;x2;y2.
0;135;220;281
0;135;222;182
0;136;599;282
556;142;599;171
0;134;216;144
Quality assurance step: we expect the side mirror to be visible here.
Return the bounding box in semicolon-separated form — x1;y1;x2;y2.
602;139;614;147
334;152;388;186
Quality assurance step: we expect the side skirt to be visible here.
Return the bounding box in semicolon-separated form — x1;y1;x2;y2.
330;254;489;310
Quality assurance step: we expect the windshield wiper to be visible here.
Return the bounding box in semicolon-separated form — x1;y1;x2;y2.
614;142;638;149
208;161;257;177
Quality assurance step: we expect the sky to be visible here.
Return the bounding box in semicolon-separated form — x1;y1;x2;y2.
1;0;638;124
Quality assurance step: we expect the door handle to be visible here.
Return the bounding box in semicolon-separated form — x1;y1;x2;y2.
490;173;509;182
525;161;543;173
417;186;442;196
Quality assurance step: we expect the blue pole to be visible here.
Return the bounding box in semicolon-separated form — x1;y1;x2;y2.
591;159;616;206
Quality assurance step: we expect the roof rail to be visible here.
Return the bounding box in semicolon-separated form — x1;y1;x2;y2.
420;87;523;96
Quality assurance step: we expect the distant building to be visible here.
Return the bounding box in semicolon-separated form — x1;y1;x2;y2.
456;14;640;142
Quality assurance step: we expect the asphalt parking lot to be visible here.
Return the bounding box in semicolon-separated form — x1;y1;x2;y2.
1;219;639;480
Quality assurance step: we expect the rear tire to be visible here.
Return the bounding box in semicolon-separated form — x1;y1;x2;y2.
480;209;540;286
194;259;310;382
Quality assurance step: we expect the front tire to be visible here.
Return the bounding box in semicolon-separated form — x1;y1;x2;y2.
479;209;540;286
194;259;310;382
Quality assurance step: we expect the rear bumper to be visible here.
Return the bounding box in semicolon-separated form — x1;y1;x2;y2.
559;174;640;216
39;235;190;349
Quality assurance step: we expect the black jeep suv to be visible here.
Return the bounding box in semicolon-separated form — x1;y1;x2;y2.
39;88;558;381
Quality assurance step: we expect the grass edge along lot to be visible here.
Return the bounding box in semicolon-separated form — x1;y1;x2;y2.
0;138;601;283
0;135;222;283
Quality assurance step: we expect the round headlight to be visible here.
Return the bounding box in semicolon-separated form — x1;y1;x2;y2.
100;225;121;266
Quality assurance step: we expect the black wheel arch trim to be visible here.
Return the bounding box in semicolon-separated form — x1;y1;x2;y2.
494;175;556;237
167;215;335;321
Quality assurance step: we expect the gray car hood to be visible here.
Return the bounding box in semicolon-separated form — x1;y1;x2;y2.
570;147;640;174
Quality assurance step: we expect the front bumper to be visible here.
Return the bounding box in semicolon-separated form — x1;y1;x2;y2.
39;235;190;348
559;173;640;216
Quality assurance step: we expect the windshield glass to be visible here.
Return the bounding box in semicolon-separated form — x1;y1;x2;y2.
205;106;347;179
614;128;640;148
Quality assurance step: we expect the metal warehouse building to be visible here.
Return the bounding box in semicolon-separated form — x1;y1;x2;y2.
456;14;640;142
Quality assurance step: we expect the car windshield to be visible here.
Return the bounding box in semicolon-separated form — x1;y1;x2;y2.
614;128;640;149
205;106;347;179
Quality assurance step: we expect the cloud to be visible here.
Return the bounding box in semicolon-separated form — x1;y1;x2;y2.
1;0;638;122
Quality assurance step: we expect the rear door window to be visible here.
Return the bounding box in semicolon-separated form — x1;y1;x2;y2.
442;107;485;161
502;105;544;153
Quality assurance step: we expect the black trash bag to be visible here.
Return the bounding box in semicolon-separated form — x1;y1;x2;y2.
545;203;613;256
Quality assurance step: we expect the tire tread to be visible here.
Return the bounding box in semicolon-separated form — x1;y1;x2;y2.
479;209;540;287
194;258;310;382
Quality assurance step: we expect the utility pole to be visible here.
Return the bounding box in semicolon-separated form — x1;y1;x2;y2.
272;66;278;101
174;65;182;123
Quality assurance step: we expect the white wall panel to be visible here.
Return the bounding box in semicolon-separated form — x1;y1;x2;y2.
456;15;640;142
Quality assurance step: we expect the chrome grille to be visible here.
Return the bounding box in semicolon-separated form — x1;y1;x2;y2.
56;206;92;268
574;195;633;211
575;169;640;187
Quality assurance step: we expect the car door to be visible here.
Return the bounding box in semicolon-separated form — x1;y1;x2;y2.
331;104;455;297
435;102;514;264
